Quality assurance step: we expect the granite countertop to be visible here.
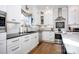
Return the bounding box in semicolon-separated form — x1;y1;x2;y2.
7;31;38;39
62;32;79;47
7;30;54;39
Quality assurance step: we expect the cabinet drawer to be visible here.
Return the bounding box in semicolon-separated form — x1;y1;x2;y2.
0;40;6;54
0;33;6;40
7;45;20;54
7;38;19;47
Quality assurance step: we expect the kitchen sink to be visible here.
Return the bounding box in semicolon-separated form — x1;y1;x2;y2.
27;31;37;33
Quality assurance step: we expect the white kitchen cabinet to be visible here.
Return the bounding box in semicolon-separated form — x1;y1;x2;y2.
6;5;21;22
68;6;79;25
20;35;31;54
20;33;39;54
7;37;21;54
32;7;40;25
42;31;54;43
0;5;7;12
30;33;39;50
53;8;58;20
0;40;6;54
44;9;53;25
0;33;6;54
7;32;39;54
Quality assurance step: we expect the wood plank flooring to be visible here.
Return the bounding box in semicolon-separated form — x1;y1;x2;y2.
30;42;63;54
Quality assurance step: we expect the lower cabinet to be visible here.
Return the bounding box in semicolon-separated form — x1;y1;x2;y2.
19;33;39;54
20;35;31;54
0;40;6;54
42;31;54;43
0;33;6;54
7;32;39;54
7;37;21;54
29;33;39;51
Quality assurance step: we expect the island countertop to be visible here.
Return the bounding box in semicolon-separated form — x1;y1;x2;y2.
62;32;79;53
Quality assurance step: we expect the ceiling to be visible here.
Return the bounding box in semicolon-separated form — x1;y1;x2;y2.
27;5;68;10
36;5;67;9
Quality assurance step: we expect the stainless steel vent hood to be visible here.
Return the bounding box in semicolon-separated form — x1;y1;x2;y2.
55;8;65;20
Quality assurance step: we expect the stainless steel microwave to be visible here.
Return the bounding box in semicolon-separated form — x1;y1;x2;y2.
0;10;6;32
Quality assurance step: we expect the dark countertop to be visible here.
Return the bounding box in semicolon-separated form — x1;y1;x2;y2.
7;31;38;39
7;30;54;39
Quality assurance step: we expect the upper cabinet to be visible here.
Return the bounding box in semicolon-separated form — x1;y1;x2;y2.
32;7;40;25
21;5;32;16
6;5;22;22
0;5;7;12
68;6;79;25
44;9;53;25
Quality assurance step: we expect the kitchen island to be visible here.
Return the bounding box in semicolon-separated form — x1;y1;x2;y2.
62;32;79;54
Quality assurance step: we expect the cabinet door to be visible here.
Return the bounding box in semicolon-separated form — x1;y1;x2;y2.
7;38;19;47
29;33;39;50
42;32;49;41
7;45;21;54
0;33;6;54
20;35;31;54
32;8;40;25
53;8;58;20
75;7;79;24
68;6;76;25
6;5;21;22
0;5;7;12
7;37;21;54
0;33;6;40
49;32;54;42
44;10;53;25
68;6;79;25
0;40;6;54
42;31;54;42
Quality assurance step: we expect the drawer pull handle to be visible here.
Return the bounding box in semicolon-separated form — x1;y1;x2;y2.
25;36;29;38
12;39;19;42
12;47;19;51
24;39;29;42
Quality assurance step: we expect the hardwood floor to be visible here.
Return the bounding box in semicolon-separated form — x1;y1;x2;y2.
30;42;63;54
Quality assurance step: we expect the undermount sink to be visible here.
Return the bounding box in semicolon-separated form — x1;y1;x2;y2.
27;31;36;33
